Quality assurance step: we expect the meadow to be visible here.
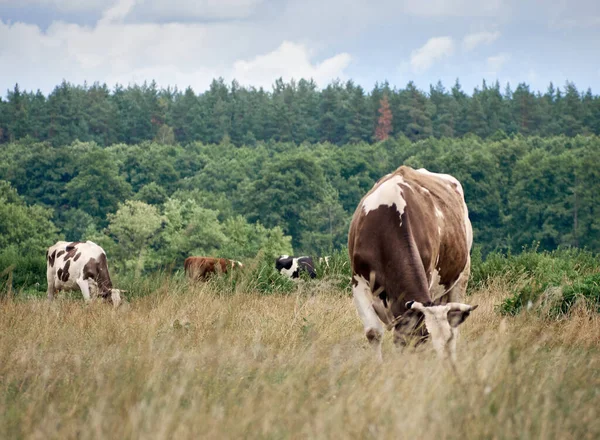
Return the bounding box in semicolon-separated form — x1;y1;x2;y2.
1;253;599;440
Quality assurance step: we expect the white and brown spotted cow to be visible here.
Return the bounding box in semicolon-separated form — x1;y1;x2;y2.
348;166;477;361
46;241;122;307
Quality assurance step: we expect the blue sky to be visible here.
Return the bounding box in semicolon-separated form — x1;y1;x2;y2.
0;0;598;95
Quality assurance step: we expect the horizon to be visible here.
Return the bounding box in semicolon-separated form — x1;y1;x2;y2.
1;76;595;100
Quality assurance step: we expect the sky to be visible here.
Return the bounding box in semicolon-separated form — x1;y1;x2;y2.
0;0;599;96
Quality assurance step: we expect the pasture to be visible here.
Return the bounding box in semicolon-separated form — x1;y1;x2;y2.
1;258;599;439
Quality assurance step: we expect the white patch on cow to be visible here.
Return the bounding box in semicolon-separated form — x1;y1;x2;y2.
438;226;442;236
421;187;430;194
428;269;446;301
435;206;444;219
280;254;289;259
280;258;299;278
362;175;406;223
408;301;476;360
353;274;384;361
416;168;464;197
464;209;473;250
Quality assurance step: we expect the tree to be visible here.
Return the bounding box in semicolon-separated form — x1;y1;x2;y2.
106;200;163;276
0;180;59;255
218;215;293;259
65;148;132;221
6;84;30;141
466;89;488;137
402;82;433;141
155;198;227;267
375;94;393;141
153;124;176;145
345;82;372;143
243;152;330;250
430;81;455;138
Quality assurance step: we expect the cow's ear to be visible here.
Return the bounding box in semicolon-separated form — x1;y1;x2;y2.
447;304;478;328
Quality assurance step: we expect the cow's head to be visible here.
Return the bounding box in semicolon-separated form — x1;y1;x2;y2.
403;300;478;359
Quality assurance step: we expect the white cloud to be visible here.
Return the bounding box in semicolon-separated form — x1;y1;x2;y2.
99;0;138;25
232;41;351;89
0;14;350;94
410;37;455;73
463;31;501;51
487;53;510;72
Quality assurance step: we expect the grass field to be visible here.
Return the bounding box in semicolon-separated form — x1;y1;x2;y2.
1;271;600;439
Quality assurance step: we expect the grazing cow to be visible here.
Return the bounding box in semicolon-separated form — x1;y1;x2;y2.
184;257;243;280
46;241;122;307
348;166;477;361
275;255;317;279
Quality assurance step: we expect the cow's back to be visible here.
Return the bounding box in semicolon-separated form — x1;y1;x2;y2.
185;257;231;280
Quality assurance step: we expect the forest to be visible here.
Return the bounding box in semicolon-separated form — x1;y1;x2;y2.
1;78;600;147
1;78;599;290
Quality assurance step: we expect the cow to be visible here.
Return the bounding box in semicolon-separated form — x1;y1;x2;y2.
184;257;243;280
348;166;477;361
46;241;123;307
275;255;317;279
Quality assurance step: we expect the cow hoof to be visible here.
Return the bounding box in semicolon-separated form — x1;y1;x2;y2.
365;328;382;344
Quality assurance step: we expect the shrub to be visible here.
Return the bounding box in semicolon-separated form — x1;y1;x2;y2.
472;246;600;316
0;247;47;297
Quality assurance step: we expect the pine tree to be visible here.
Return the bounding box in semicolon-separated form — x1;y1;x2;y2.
375;94;393;141
402;81;433;140
430;81;455;138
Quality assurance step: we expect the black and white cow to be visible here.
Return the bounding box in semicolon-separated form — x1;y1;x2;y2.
46;241;123;307
275;255;317;279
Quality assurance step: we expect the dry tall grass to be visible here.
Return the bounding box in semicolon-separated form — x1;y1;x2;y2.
1;276;599;439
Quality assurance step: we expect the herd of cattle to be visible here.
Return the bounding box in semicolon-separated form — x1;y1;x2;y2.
45;165;478;360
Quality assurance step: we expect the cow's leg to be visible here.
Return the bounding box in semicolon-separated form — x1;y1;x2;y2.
47;279;55;301
46;268;56;301
76;279;92;303
353;276;384;361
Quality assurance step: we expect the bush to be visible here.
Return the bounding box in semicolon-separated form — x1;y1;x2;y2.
471;245;600;316
0;247;47;296
313;248;352;293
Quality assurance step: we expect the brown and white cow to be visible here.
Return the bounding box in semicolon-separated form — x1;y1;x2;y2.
184;257;243;280
348;166;477;361
46;241;123;307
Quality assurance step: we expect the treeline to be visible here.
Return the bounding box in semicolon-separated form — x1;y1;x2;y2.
1;78;599;147
2;135;599;269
